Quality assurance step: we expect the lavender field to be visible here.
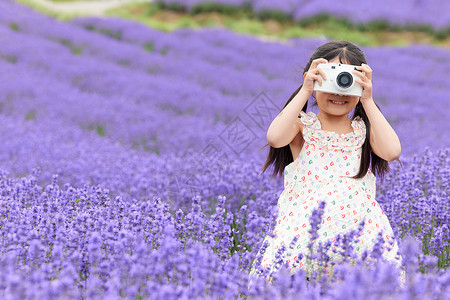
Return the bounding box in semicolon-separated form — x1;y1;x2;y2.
156;0;450;30
0;0;449;298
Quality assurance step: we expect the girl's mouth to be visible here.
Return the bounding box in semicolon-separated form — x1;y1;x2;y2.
329;100;348;105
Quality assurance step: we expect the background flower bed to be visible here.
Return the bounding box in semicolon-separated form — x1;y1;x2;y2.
0;0;449;298
155;0;450;35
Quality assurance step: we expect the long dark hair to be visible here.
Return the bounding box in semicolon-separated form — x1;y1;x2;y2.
260;40;390;181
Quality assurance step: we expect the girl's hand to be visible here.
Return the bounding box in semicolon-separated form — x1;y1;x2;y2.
352;63;373;103
301;58;328;95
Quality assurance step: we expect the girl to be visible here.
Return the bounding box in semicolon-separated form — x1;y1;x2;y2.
248;40;406;288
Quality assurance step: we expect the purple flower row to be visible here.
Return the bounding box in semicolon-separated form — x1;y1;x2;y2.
0;148;448;298
157;0;450;29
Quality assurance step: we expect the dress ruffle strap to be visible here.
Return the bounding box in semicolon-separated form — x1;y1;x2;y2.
298;111;366;150
299;111;320;128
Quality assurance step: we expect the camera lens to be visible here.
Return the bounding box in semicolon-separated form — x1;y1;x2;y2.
336;72;353;88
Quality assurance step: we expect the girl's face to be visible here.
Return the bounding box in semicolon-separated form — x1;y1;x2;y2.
314;56;360;117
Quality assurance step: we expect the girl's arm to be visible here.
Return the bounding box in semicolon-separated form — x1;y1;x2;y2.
361;98;401;161
266;88;309;148
353;64;401;162
267;58;328;148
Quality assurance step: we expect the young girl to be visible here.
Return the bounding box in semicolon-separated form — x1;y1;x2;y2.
248;41;406;288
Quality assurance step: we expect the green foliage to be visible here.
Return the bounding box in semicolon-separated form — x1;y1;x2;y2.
153;1;165;11
25;111;36;121
98;28;122;40
176;16;195;28
257;8;291;23
389;24;403;32
226;18;265;35
118;60;131;66
434;28;450;41
132;135;160;155
71;47;83;55
55;39;84;55
82;24;122;40
143;41;154;52
74;197;94;207
96;125;105;137
160;47;169;55
82;23;124;40
405;23;434;35
87;124;106;137
9;22;20;31
16;0;450;48
190;2;241;15
156;0;186;12
398;219;450;270
364;19;390;32
104;2;450;48
83;24;96;31
0;53;18;64
214;113;220;124
297;13;334;27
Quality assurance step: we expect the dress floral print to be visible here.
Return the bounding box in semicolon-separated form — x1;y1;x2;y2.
249;111;406;285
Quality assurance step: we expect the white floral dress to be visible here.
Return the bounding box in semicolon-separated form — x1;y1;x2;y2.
249;111;406;286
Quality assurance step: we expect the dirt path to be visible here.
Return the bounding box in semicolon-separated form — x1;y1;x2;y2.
24;0;150;16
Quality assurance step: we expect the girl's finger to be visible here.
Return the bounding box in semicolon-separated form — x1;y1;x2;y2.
355;79;370;88
352;70;369;82
310;58;328;69
307;68;324;78
356;64;372;72
362;63;373;72
308;67;318;75
318;68;327;81
311;74;322;86
356;64;373;80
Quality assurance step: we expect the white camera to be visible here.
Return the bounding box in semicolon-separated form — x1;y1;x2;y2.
313;63;364;97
